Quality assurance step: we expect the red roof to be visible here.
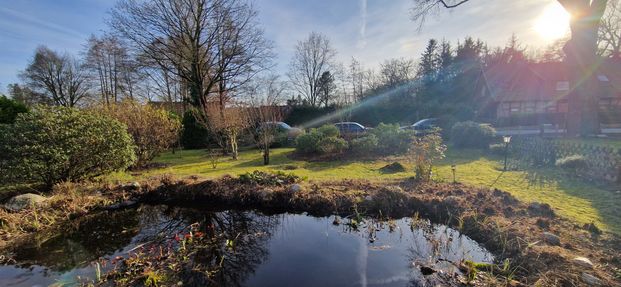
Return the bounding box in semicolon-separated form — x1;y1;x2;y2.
483;59;621;103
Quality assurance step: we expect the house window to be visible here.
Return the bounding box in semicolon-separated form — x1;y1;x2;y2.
546;102;557;113
556;81;569;91
510;102;521;113
524;102;535;113
597;75;609;82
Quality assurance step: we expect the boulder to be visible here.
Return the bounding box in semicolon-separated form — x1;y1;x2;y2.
127;182;141;190
543;232;561;246
581;273;601;286
571;257;594;269
3;193;48;211
289;184;302;193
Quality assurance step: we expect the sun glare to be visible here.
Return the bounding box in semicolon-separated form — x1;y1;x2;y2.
534;3;571;41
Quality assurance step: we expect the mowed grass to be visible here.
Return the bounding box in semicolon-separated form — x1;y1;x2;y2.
109;147;621;234
436;149;621;235
107;148;410;182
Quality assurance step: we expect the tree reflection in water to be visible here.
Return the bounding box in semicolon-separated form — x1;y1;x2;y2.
99;205;279;286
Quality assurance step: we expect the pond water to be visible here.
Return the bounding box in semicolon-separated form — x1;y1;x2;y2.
0;205;493;286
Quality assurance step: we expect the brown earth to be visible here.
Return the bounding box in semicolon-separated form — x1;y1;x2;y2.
1;174;620;286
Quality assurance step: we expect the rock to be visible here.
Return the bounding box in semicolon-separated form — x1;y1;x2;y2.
572;257;594;269
104;200;138;210
257;189;273;201
542;232;561;246
3;193;47;211
581;273;602;286
127;181;141;190
383;186;404;193
289;184;302;193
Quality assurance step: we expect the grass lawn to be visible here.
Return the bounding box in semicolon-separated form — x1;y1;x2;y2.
107;147;621;234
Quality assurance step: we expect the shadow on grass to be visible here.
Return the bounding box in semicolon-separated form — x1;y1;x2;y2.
488;156;621;234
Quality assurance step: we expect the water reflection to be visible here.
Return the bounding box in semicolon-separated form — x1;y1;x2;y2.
0;206;493;286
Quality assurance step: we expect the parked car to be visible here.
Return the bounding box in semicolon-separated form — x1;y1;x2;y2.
258;121;303;143
334;122;368;137
404;118;439;135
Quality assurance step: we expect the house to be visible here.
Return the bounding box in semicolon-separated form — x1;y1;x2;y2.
480;59;621;129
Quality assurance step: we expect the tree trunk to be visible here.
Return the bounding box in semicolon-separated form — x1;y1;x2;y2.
560;0;606;136
263;145;270;165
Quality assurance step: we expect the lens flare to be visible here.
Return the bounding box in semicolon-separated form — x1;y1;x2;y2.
534;3;571;41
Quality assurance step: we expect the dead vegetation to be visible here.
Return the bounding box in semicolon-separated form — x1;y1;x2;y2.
1;173;620;286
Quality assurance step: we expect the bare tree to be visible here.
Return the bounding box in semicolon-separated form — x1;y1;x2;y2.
288;32;337;107
245;74;286;165
598;0;621;58
109;0;272;105
20;46;89;107
6;83;51;107
84;34;140;104
379;58;416;87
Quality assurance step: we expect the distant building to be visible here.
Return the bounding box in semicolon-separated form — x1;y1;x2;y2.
479;59;621;127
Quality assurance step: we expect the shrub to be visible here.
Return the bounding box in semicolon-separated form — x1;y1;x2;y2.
0;106;135;187
317;124;340;138
555;155;588;171
370;123;413;155
181;111;212;149
295;130;323;153
96;101;181;167
295;124;342;154
0;95;28;124
451;121;496;149
317;137;348;154
350;134;379;155
408;133;446;182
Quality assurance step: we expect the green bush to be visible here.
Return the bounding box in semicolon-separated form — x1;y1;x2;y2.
295;130;323;153
295;124;342;154
370;123;412;155
350;134;379;155
317;124;340;138
451;121;496;149
0;106;136;187
181;111;212;149
0;95;28;124
317;137;348;154
555;155;588;171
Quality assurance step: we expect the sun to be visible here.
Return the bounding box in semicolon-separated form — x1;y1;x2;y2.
534;3;571;41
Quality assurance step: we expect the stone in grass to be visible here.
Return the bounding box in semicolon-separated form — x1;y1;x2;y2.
3;193;48;211
289;184;302;193
379;162;406;174
581;273;602;286
542;232;561;246
572;257;594;269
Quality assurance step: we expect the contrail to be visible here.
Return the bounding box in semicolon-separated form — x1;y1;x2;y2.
358;0;367;49
0;7;85;40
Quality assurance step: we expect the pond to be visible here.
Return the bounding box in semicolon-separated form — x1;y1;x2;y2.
0;205;493;286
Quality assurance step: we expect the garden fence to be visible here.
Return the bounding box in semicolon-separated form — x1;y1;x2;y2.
510;137;621;183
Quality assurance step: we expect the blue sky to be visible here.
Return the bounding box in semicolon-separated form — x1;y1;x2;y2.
0;0;561;94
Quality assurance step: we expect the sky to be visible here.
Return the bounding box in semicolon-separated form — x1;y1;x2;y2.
0;0;567;94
